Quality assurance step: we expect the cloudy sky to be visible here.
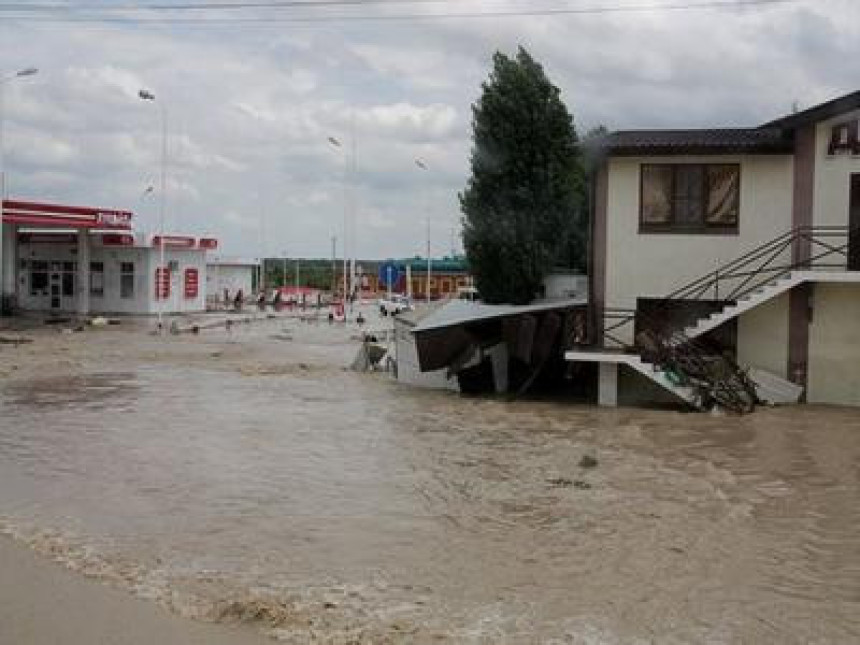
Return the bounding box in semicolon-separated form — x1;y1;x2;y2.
0;0;856;260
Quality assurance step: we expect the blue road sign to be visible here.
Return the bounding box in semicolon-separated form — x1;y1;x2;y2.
378;261;402;288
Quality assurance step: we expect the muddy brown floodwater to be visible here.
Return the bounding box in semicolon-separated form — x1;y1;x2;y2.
1;313;859;643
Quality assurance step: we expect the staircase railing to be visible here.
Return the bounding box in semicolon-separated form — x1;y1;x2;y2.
664;225;848;304
595;225;850;350
585;226;852;412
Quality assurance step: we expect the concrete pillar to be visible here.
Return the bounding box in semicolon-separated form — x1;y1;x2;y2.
76;229;90;316
598;362;619;407
487;342;509;394
1;222;16;300
405;264;412;299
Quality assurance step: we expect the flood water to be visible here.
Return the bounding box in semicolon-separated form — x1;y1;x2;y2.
1;317;859;642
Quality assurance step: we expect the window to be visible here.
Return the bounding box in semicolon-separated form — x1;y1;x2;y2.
62;272;75;297
61;262;76;298
828;120;859;155
90;262;104;297
30;260;48;296
640;164;740;233
120;262;135;299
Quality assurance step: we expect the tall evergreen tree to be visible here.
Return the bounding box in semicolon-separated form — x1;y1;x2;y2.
460;47;587;304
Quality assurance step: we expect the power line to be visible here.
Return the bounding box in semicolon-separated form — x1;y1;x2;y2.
0;0;803;24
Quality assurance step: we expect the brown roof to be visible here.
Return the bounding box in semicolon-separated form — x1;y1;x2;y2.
762;90;860;130
596;127;793;156
595;89;860;157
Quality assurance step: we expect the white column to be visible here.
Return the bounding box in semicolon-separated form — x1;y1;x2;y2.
1;221;15;301
405;264;412;299
76;229;90;316
598;362;619;407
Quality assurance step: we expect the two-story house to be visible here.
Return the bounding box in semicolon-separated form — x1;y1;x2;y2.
567;90;860;408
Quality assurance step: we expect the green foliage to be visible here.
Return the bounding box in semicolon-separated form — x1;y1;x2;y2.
262;258;338;290
460;47;587;304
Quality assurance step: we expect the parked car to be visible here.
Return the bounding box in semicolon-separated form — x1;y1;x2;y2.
379;295;413;316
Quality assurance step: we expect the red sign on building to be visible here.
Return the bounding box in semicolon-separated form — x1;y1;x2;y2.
102;233;134;246
184;268;199;299
152;235;195;248
198;238;218;250
155;267;171;300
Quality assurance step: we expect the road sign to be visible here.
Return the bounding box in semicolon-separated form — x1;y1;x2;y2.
378;261;402;288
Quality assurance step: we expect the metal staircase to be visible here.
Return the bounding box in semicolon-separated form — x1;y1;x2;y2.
665;226;850;338
568;226;853;413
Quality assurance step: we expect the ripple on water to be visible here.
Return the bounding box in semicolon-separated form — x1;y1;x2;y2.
1;364;860;642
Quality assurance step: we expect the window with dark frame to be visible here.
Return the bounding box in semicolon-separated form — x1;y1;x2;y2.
90;261;105;297
640;163;740;233
828;120;860;155
120;262;135;299
30;260;48;296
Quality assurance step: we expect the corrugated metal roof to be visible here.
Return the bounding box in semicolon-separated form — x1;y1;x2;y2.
412;297;587;334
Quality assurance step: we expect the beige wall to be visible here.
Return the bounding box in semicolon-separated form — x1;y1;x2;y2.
604;154;794;343
808;284;860;405
813;109;860;231
736;291;789;379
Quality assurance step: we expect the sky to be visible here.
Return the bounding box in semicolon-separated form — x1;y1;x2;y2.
0;0;857;260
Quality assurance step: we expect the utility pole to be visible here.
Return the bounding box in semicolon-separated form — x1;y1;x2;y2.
330;235;336;294
426;217;431;303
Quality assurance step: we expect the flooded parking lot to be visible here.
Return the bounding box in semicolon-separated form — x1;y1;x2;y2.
1;315;859;643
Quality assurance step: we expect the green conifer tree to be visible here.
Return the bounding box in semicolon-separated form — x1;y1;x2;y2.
460;47;587;304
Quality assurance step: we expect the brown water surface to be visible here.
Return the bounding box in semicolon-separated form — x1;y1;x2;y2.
1;316;859;642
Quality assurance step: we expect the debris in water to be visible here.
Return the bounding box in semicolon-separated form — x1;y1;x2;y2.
0;335;32;345
573;480;592;490
579;455;598;469
547;477;573;488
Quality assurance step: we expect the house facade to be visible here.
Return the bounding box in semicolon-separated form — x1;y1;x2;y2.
569;90;860;407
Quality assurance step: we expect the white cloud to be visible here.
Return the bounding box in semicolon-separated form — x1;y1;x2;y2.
0;0;855;257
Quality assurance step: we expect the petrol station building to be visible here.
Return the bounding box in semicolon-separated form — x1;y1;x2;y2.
1;199;218;316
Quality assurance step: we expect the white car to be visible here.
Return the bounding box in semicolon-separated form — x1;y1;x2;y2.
379;295;413;316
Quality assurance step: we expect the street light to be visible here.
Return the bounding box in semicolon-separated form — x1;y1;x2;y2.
0;66;38;314
328;135;349;309
415;157;431;303
139;87;168;332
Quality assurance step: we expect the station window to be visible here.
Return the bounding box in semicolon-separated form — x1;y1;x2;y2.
30;260;48;296
120;262;135;299
90;262;105;297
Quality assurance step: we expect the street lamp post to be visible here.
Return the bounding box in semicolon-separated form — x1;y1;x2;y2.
415;158;431;303
328;136;349;312
0;66;38;314
138;88;168;332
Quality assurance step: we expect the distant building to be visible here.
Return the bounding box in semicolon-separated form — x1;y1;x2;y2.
368;256;471;299
206;257;258;305
3;200;217;316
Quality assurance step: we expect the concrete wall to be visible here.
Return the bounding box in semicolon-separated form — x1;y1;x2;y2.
736;291;790;379
604;154;794;343
813;109;860;231
394;319;459;391
543;272;587;300
808;283;860;405
18;241;207;315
